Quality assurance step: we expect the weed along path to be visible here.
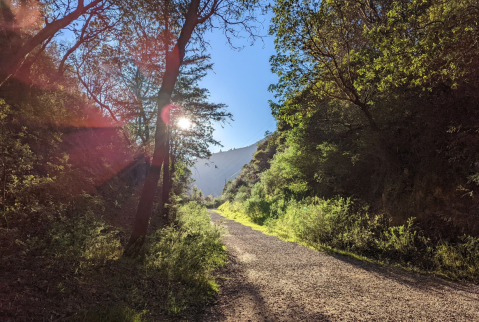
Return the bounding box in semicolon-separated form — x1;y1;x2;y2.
201;210;479;322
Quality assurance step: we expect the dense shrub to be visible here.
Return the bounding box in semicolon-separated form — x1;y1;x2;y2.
243;197;271;224
434;236;479;279
146;202;227;290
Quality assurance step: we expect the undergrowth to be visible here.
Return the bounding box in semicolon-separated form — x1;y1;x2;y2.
218;199;479;283
1;200;226;321
144;202;227;307
73;201;227;321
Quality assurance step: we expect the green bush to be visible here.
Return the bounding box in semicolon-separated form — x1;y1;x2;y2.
221;195;479;281
200;195;224;209
46;202;123;271
282;198;384;255
233;191;250;203
51;201;227;317
378;218;419;263
243;197;271;224
145;202;227;294
434;236;479;279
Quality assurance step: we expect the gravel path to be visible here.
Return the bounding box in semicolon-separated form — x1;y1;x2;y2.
201;210;479;321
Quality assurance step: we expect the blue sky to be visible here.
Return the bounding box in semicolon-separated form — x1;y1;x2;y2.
199;16;278;154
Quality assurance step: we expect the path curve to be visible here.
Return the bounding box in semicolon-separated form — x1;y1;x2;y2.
201;210;479;321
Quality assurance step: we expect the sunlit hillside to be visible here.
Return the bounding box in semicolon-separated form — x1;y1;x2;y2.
191;143;259;196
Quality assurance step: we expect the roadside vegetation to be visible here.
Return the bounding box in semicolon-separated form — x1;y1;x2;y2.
222;0;479;281
1;137;226;321
190;185;224;209
221;99;479;282
1;0;244;319
219;198;479;282
221;112;479;282
0;114;227;319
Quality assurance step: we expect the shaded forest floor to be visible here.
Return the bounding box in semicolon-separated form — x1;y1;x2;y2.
0;186;221;322
202;211;479;321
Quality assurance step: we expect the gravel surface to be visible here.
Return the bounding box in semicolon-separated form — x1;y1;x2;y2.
201;210;479;321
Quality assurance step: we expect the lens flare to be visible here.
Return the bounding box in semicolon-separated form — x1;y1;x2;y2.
177;117;192;130
161;105;173;125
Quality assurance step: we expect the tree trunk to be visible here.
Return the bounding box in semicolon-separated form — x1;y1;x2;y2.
169;154;178;222
127;97;168;247
354;99;378;131
126;0;202;249
161;126;171;218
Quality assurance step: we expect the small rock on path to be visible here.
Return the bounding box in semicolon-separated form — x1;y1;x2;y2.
201;210;479;321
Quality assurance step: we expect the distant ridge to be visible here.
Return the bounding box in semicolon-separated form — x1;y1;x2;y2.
190;142;259;196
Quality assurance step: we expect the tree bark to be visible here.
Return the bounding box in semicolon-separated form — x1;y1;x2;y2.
0;0;102;87
168;153;178;222
127;0;202;248
354;99;378;131
0;0;15;37
161;126;171;218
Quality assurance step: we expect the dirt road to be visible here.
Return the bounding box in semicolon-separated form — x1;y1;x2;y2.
201;210;479;321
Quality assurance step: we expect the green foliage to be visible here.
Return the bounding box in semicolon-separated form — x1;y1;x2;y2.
200;194;224;209
219;118;479;280
40;201;226;319
220;199;479;281
242;196;271;224
434;236;479;279
262;144;309;199
268;1;479;242
0;94;97;233
189;185;224;209
145;202;227;301
270;0;479;125
48;209;123;264
190;185;203;203
222;132;280;202
364;0;479;91
379;218;419;263
0;98;226;319
261;197;389;258
0;0;250;319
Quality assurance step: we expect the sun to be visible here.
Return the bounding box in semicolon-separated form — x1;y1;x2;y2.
177;117;192;130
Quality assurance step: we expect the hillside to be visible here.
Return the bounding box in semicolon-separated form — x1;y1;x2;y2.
190;143;259;196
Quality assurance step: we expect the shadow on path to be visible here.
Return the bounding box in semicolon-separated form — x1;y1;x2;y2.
201;253;332;322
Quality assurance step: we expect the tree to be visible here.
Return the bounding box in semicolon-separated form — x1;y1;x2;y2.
372;0;479;91
63;0;233;228
0;0;107;86
161;74;232;213
270;0;479;130
265;0;479;237
127;0;261;248
270;0;379;130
